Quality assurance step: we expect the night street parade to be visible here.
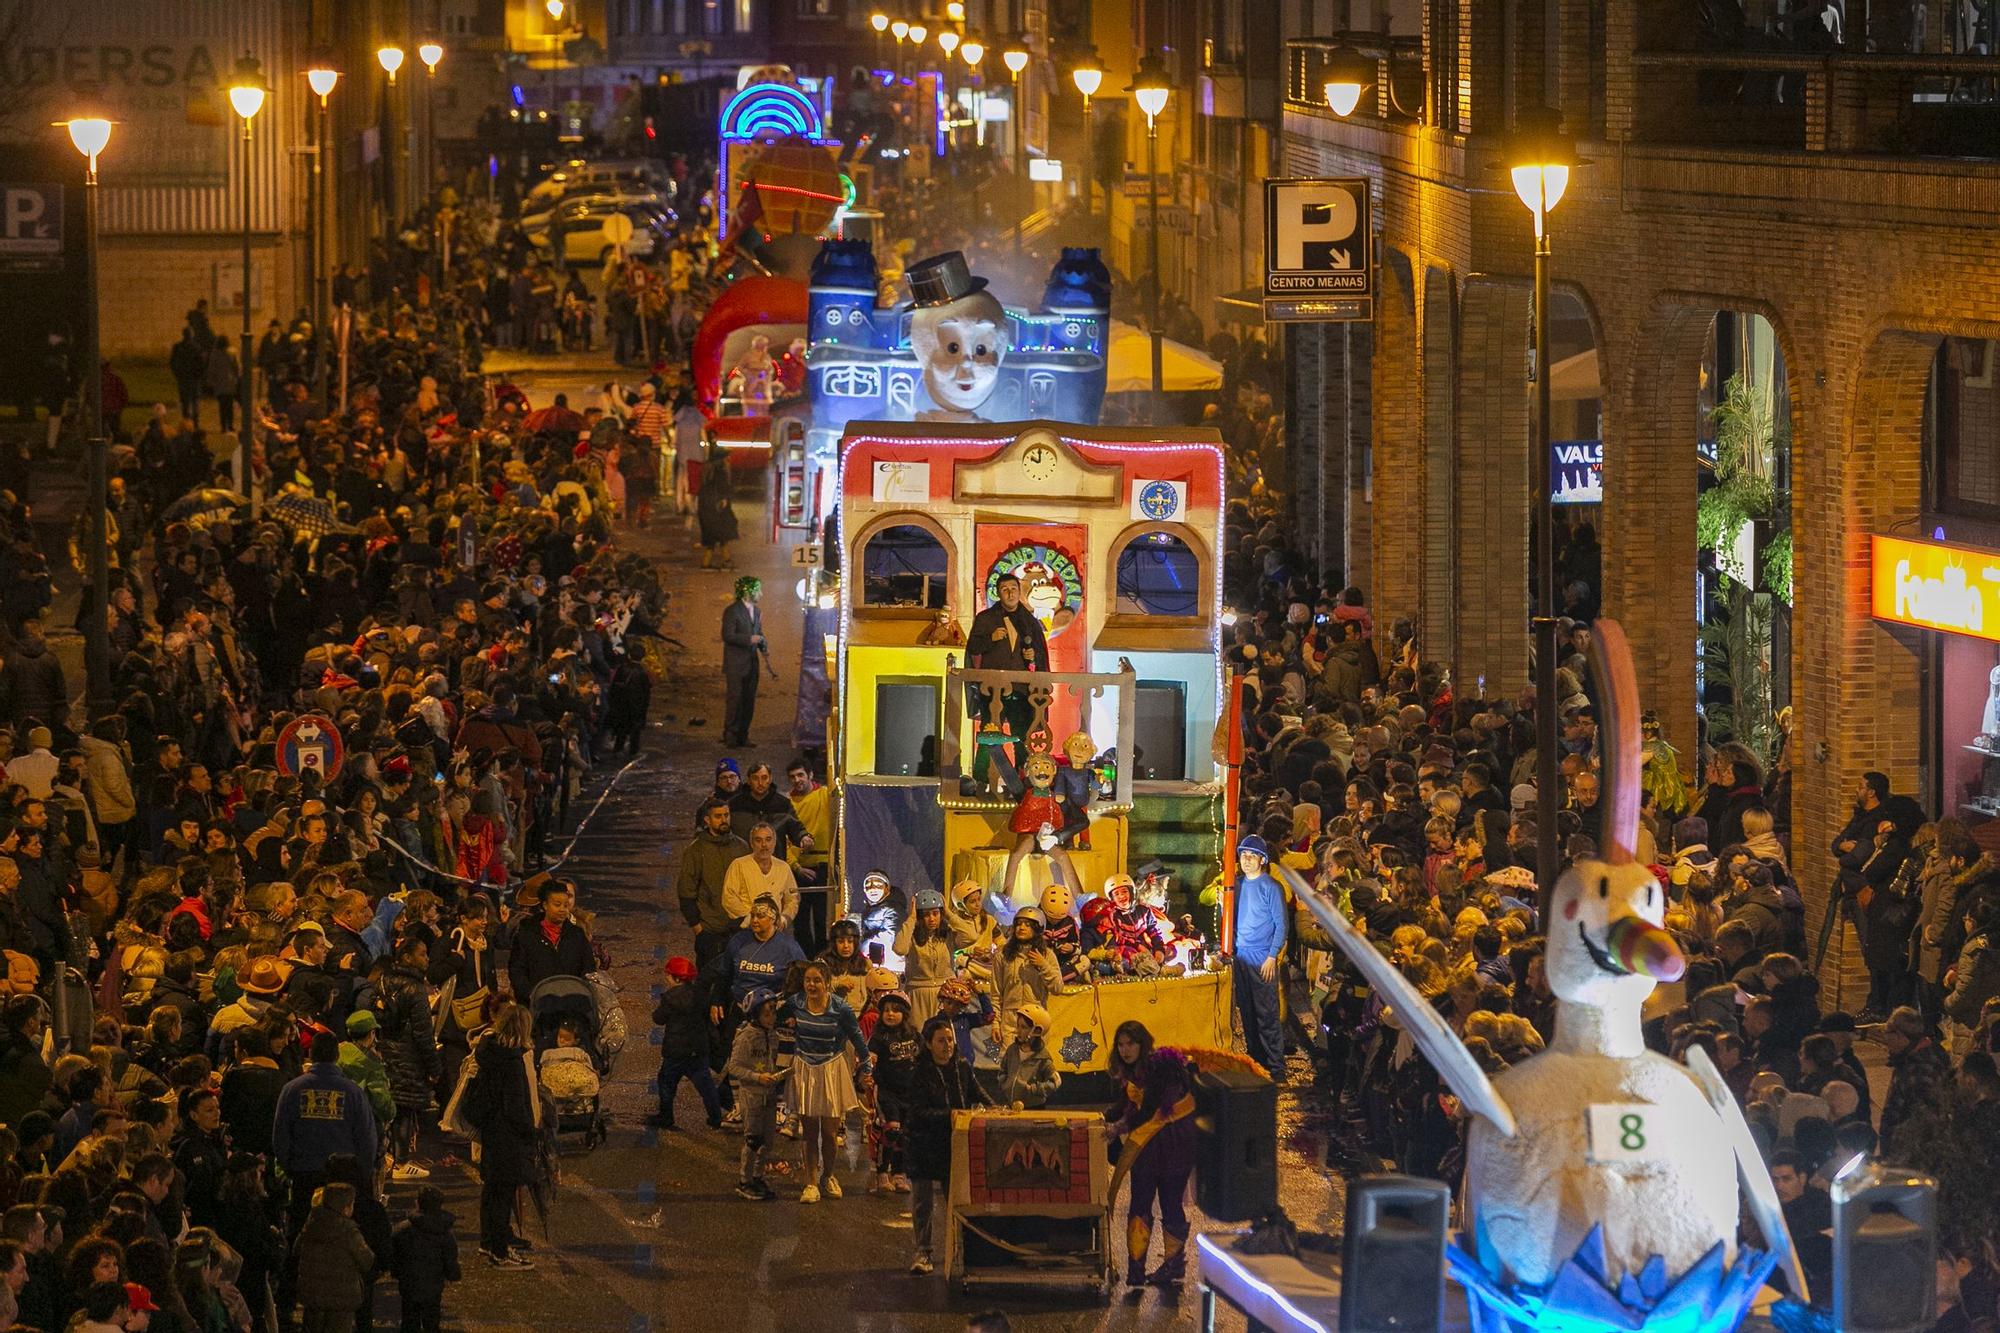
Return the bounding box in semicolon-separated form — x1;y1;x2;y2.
0;1;1995;1332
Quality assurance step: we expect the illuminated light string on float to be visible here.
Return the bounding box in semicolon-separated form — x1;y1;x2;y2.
833;429;1228;774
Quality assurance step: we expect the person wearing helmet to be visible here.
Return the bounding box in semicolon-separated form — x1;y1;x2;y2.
994;906;1062;1046
719;575;769;748
865;990;920;1193
1231;834;1288;1077
894;890;954;1029
934;974;995;1069
942;877;997;960
858;871;908;960
723;987;786;1200
999;1002;1060;1108
817;919;872;1012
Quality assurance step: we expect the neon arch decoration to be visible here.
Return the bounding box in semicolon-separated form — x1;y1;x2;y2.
721;83;825;142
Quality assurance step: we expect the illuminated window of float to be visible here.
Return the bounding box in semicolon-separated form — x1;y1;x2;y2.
859;519;950;609
1114;528;1201;617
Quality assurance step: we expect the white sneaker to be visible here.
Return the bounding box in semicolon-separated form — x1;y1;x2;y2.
390;1162;431;1181
822;1176;842;1199
798;1184;821;1204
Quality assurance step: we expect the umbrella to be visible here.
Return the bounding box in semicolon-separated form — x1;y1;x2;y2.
160;487;250;528
1104;321;1224;394
266;491;359;538
522;405;585;435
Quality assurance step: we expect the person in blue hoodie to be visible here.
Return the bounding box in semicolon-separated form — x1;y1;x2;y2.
1230;835;1288;1078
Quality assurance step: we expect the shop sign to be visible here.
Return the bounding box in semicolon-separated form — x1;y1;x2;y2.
1871;533;2000;641
1552;439;1603;504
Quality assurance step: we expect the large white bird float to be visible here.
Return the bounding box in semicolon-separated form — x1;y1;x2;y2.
1294;621;1802;1333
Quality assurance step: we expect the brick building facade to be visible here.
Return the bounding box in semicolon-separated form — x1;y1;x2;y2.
1278;0;2000;996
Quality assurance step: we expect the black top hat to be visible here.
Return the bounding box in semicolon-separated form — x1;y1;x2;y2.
906;250;989;308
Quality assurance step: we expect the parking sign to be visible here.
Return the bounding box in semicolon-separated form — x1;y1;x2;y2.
0;185;63;274
1263;178;1372;322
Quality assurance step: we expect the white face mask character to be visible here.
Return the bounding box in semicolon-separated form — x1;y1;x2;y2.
910;291;1008;418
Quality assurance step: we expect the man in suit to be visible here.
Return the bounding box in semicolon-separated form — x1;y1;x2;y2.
720;577;769;748
967;572;1048;783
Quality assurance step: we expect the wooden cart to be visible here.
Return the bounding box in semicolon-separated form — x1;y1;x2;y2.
945;1109;1114;1294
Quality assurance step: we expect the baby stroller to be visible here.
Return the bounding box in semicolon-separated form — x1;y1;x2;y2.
529;974;615;1147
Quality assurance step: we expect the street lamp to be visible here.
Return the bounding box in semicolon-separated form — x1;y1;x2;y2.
305;64;339;383
376;44;404;84
1131;52;1170;402
1321;44;1374;118
946;1;964;18
960;38;983;66
1505;103;1579;915
228;55;266;503
1004;42;1029;258
1071;52;1102;221
61;112;113;713
870;12;889;69
418;41;443;198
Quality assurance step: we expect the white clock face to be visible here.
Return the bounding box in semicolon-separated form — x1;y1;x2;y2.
1022;444;1058;482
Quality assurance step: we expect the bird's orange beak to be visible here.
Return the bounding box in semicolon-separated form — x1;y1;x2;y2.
1605;915;1684;982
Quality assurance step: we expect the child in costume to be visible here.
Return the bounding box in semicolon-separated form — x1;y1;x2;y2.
725;987;789;1200
998;1002;1061;1107
1103;874;1173;975
892;889;953;1029
1110;1046;1200;1289
858;871;908;961
1038;881;1087;983
993;907;1062;1046
866;990;920;1193
942;878;998;986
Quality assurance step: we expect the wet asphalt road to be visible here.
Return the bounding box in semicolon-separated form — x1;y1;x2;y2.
388;354;1349;1333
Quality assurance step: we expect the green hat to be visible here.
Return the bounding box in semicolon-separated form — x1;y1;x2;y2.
344;1010;378;1037
734;575;762;600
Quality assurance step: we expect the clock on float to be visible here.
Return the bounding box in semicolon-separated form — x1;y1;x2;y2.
1020;442;1060;483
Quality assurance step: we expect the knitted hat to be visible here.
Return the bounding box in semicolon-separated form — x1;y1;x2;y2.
344;1010;378;1036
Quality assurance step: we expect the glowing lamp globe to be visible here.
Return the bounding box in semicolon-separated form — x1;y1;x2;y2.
66;117;112;161
961;40;984;67
1003;46;1029;75
306;67;340;99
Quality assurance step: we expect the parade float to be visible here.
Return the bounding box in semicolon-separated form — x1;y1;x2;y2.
691;74;850;499
825;251;1231;1079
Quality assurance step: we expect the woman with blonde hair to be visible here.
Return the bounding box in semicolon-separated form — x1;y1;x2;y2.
463;1002;541;1267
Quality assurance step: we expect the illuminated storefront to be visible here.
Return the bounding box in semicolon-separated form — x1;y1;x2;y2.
1871;532;2000;826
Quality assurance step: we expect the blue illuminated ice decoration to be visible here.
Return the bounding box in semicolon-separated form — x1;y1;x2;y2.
804;239;1111;437
1449;1225;1778;1333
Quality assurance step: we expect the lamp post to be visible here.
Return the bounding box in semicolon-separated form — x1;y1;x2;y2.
305;65;339;341
545;0;565;119
1506;104;1578;916
63;113;113;714
870;12;889;71
1071;52;1102;223
938;29;960;149
961;40;984;147
378;45;404;250
892;19;909;81
1003;41;1028;257
228;56;266;503
418;40;443;199
1131;53;1169;404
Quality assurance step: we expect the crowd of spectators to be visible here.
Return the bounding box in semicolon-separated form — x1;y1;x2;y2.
1219;490;2000;1313
0;214;683;1329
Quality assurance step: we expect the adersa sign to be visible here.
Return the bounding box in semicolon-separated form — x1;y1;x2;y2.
1871;533;2000;642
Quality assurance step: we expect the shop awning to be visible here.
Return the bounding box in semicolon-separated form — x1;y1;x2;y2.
1106;320;1226;394
1552;348;1601;402
1216;289;1266;326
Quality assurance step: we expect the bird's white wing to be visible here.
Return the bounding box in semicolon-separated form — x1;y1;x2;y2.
1684;1044;1807;1302
1282;865;1517;1137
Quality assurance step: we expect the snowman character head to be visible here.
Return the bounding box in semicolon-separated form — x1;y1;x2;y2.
906;250;1009;417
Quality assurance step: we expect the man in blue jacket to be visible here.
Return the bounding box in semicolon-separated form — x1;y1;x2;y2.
1231;835;1288;1078
272;1031;378;1322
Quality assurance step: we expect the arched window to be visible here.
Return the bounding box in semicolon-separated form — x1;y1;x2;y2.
1115;529;1201;617
860;521;950;608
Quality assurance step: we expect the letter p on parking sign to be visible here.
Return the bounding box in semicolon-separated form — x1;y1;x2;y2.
1263;178;1372;322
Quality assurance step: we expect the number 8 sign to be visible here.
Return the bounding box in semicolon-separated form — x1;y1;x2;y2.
1586;1104;1670;1164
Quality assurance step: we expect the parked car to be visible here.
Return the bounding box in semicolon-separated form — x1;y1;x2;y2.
526;158;670;207
522;186;671;237
535;201;675;265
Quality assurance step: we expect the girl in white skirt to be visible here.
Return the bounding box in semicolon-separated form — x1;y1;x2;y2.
785;959;874;1202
